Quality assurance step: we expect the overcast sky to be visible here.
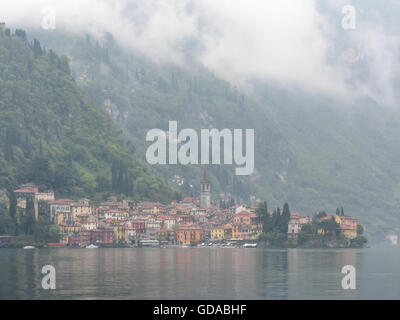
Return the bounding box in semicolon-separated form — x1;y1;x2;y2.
1;0;399;107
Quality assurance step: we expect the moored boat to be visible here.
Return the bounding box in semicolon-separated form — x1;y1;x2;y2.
86;244;99;249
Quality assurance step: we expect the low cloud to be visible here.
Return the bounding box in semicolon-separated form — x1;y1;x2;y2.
1;0;399;106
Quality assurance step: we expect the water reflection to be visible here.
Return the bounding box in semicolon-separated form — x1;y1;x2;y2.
0;247;399;299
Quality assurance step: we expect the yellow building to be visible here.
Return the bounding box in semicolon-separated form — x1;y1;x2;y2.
139;202;162;215
233;212;251;225
56;211;73;225
210;228;225;240
231;224;241;239
62;225;81;234
113;225;128;243
317;215;357;239
71;204;92;221
175;227;203;244
342;229;357;239
224;224;233;239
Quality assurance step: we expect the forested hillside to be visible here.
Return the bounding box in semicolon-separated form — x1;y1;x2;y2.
0;29;176;203
33;31;282;200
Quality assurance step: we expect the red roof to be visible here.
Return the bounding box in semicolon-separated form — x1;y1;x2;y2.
14;188;35;193
341;216;357;221
47;243;66;247
182;197;196;204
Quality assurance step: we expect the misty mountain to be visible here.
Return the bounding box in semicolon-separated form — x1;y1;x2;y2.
28;28;400;239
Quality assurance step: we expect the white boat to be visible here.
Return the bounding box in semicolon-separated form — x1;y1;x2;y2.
23;246;35;250
86;244;99;249
243;243;258;248
140;240;160;247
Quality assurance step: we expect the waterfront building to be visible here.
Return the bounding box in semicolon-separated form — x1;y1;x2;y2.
288;214;302;240
175;226;204;244
339;216;358;239
156;229;175;243
210;227;225;241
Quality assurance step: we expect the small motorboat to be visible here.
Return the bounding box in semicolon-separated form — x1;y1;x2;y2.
23;246;35;250
86;244;99;249
243;243;258;248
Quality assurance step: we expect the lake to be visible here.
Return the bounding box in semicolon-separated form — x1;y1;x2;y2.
0;247;399;300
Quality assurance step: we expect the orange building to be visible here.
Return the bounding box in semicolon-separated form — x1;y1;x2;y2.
231;224;242;239
175;226;204;244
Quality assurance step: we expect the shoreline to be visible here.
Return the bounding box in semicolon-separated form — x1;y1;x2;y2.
0;244;367;250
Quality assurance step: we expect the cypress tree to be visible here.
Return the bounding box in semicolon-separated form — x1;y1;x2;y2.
276;208;281;230
24;197;36;235
8;188;17;220
256;201;269;234
33;39;43;58
281;203;291;234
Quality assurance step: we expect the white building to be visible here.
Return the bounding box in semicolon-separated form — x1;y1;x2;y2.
386;234;398;245
35;192;55;202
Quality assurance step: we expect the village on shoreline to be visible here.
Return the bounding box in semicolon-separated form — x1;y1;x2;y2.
0;171;367;249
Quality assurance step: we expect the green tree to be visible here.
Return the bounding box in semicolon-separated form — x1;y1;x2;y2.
357;224;364;235
22;197;36;235
33;39;43;58
7;188;17;220
316;211;327;219
0;30;175;203
256;201;270;233
0;202;15;235
280;203;291;234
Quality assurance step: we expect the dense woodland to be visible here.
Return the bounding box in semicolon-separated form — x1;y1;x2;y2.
0;29;177;203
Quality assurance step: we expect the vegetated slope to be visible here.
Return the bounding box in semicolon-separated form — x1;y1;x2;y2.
0;29;176;203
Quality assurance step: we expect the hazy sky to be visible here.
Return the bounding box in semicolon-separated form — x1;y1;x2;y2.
1;0;399;107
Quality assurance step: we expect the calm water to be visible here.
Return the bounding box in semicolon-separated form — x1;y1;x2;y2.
0;247;399;300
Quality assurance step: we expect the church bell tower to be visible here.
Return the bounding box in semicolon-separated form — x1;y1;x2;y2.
200;169;211;209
